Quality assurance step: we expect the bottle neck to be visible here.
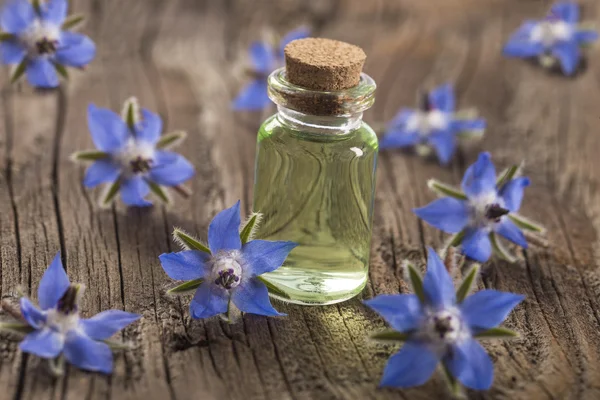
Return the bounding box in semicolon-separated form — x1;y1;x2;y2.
276;106;364;134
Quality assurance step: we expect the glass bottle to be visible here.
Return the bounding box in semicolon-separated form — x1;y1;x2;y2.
252;39;378;305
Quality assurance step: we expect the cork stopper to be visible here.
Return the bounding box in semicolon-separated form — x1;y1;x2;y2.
284;38;366;91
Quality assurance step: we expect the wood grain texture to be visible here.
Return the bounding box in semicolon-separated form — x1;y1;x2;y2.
0;0;599;399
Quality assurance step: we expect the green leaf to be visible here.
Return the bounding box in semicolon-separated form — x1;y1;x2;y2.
48;356;65;377
454;108;478;120
32;0;42;14
10;60;27;84
53;63;68;80
496;164;521;190
456;129;484;139
448;229;466;248
369;329;409;343
101;180;121;207
148;182;170;204
257;276;290;299
172;228;210;253
508;214;546;234
441;363;464;398
456;264;479;303
474;327;519;340
103;339;135;350
490;233;516;263
166;278;204;295
0;32;15;42
406;262;425;303
240;212;262;244
0;322;34;335
121;97;140;131
156;131;187;149
70;150;109;162
427;179;468;200
62;14;85;30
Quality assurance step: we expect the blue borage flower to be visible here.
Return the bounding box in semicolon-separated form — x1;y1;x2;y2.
414;152;546;263
0;0;95;88
159;201;297;321
71;97;194;208
365;248;524;393
380;84;486;165
232;27;310;111
0;253;140;375
503;2;598;75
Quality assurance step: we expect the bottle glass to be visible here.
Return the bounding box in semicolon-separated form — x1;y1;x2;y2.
253;68;378;305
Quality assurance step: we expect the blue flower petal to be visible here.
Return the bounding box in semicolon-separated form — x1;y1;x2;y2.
575;30;599;44
553;41;580;76
249;42;275;75
279;27;310;56
20;297;46;329
0;40;25;64
364;294;422;332
26;58;59;88
158;250;209;281
1;0;35;34
55;31;96;68
207;201;242;253
120;176;152;207
80;310;141;341
189;282;229;319
550;2;579;24
413;197;469;234
38;252;70;310
495;218;528;248
453;118;486;132
83;160;120;188
241;240;297;275
379;131;420;149
503;40;545;58
460;289;524;330
148;151;194;186
20;328;64;358
387;109;415;128
232;79;271;111
429;130;456;165
461;228;492;262
499;176;530;212
379;341;439;388
134;108;163;144
231;278;284;316
87;104;129;152
422;247;456;308
428;84;455;112
445;339;494;390
461;152;496;198
41;0;67;25
63;331;113;374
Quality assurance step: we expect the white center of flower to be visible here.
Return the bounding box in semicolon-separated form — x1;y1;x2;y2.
530;20;573;47
406;110;451;137
114;138;156;176
212;250;243;290
20;20;61;57
417;308;469;352
46;308;80;335
468;190;509;231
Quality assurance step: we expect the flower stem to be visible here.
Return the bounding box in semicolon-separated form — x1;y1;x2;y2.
172;185;191;199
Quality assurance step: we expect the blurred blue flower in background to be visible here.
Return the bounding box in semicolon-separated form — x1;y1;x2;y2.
13;253;140;375
232;27;310;111
380;84;486;165
414;152;545;263
0;0;95;88
503;2;598;75
160;201;297;320
365;248;524;392
72;97;194;208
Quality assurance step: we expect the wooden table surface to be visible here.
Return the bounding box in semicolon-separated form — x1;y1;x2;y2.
1;0;600;399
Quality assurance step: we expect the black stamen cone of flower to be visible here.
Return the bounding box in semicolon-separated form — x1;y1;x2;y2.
418;89;432;112
57;285;81;314
214;268;241;290
130;156;153;174
36;37;58;55
485;203;510;222
434;315;454;339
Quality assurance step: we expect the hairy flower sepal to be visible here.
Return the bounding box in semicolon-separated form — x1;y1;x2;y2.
0;253;141;376
71;97;195;208
414;152;546;263
160;202;297;322
364;248;524;393
379;84;486;165
0;0;96;88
